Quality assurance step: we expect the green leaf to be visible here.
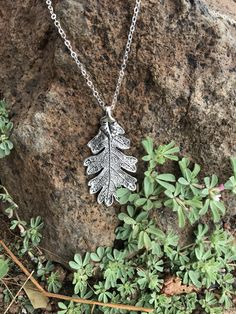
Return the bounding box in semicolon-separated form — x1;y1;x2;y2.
156;173;176;182
185;169;192;182
151;242;162;256
195;245;204;260
127;205;135;217
138;231;144;249
143;232;152;250
164;189;174;199
123;216;136;225
142;155;151;161
118;212;127;220
134;198;147;207
192;163;201;177
118;213;136;225
225;176;236;194
177;206;186;228
90;253;100;262
0;259;9;279
132;225;139;238
97;247;104;258
149;160;157;169
189;270;201;288
83;252;90;266
153;200;162;209
128;193;139;203
156;179;175;192
134;212;148;223
196;224;209;240
230;157;236;174
74;254;82;265
199;199;210;216
6;140;13;150
58;302;67;310
211;175;218;188
143;199;154;211
210;201;221;223
178;177;189;185
213;201;225;215
204;177;210;188
147;227;165;239
164;141;180;154
144;177;154;198
69;261;80;270
142;137;154;155
116;188;131;204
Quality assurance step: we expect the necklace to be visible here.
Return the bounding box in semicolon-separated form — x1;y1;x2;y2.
45;0;141;206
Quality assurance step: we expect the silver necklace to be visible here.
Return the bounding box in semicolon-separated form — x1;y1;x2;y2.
45;0;141;206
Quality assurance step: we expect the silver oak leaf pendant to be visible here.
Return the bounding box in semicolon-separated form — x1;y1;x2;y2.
84;107;137;206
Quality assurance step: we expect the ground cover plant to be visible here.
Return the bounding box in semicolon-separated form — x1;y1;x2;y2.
58;138;236;314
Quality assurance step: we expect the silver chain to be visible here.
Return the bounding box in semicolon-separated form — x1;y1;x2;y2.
45;0;141;110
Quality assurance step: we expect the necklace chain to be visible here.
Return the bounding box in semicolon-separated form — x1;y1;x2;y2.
45;0;141;110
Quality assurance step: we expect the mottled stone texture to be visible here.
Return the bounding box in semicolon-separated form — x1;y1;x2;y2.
0;0;235;263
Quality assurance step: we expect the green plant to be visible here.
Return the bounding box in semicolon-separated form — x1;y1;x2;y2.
0;100;13;158
37;260;54;280
58;301;91;314
0;178;61;312
117;138;234;228
10;215;44;254
66;216;235;313
21;216;44;252
63;140;236;314
0;103;59;312
47;271;62;293
69;253;93;295
0;185;18;219
0;184;44;256
225;158;236;194
0;258;9;279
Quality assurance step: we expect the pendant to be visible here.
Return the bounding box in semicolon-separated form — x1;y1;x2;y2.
84;107;137;206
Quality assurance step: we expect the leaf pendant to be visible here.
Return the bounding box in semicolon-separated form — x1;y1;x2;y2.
84;107;137;206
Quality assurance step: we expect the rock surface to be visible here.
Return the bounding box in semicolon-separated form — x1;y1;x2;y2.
0;0;235;263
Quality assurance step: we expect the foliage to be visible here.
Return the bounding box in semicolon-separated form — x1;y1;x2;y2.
0;100;13;158
37;260;54;280
0;184;44;256
47;271;62;293
0;100;63;311
10;215;44;254
69;253;93;295
0;258;9;279
117;138;235;228
0;185;62;296
0;185;18;219
64;217;235;313
58;301;90;314
58;139;236;314
225;157;236;194
63;217;236;314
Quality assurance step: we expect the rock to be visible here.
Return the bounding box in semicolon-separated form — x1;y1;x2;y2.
0;0;235;263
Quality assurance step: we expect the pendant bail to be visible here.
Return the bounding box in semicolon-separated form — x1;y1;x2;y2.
105;106;112;118
104;106;115;122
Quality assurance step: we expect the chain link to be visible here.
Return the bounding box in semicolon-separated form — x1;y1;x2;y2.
45;0;141;110
111;0;141;109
